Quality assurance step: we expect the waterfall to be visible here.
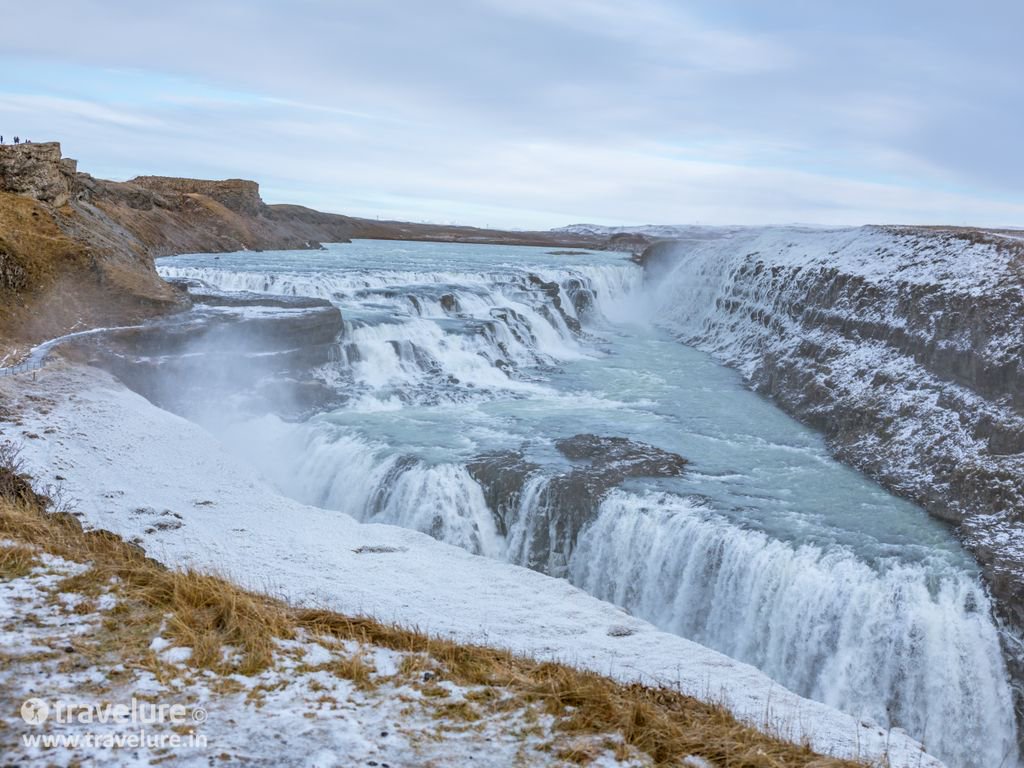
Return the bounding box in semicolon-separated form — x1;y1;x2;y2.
569;491;1018;768
224;412;1019;768
155;241;1019;768
217;416;504;559
158;261;639;404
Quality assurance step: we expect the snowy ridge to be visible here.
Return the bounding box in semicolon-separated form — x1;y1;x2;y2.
645;225;1024;524
0;362;944;768
554;223;754;240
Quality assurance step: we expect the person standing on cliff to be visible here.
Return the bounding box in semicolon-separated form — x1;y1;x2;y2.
13;136;18;144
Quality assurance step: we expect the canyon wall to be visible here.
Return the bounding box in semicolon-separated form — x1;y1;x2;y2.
642;224;1024;714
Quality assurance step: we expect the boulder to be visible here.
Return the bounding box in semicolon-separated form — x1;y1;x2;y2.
469;435;687;574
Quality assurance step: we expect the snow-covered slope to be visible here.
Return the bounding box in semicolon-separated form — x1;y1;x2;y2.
643;224;1024;731
0;362;942;768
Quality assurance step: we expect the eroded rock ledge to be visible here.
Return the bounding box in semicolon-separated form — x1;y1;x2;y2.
63;281;345;420
470;435;687;574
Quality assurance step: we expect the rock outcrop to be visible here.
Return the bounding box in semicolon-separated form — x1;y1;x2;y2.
66;285;344;420
0;145;184;354
469;435;687;574
606;232;653;257
131;176;266;216
0;142;78;206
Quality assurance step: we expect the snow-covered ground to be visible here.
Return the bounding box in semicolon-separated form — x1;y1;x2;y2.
0;362;944;767
0;543;649;767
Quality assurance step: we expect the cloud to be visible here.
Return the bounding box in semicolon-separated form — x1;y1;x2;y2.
0;1;1021;227
479;0;794;74
0;94;160;129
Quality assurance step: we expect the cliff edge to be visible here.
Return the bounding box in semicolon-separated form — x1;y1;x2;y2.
0;143;181;356
0;142;359;357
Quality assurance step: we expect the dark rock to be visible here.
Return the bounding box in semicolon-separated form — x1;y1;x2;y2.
527;274;582;334
66;292;344;420
555;434;689;477
189;291;334;311
606;232;652;256
439;294;460;314
469;436;687;574
468;450;541;539
561;277;594;317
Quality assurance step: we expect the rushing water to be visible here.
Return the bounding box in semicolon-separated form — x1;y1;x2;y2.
158;240;1018;767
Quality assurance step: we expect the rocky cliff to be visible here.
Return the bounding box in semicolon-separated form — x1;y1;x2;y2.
642;225;1024;719
64;284;345;421
0;142;358;356
130;176;267;216
98;175;356;255
0;142;80;206
0;144;182;356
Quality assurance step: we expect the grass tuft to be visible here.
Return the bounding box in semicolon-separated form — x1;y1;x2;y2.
0;542;38;579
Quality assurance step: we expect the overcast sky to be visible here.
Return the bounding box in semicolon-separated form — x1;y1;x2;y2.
2;1;1022;229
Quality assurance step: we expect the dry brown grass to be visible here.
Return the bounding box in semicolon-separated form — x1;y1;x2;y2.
310;652;377;690
0;468;873;768
0;541;38;579
0;192;86;294
0;190;182;358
